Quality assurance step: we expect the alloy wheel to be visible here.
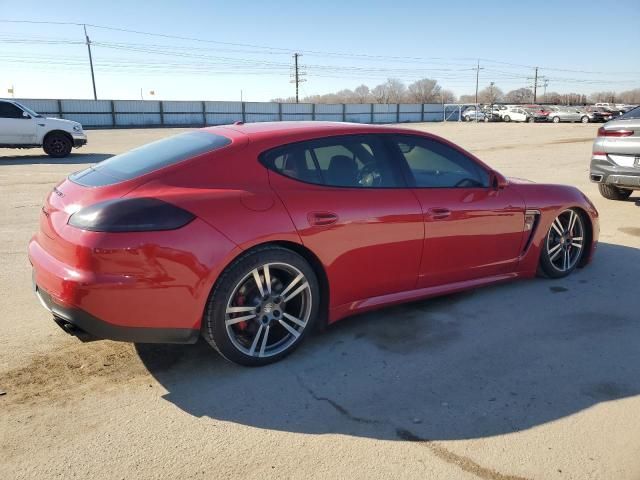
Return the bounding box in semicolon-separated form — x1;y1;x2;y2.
225;262;312;358
546;209;584;272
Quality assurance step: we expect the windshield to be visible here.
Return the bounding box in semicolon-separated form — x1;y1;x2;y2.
15;102;42;118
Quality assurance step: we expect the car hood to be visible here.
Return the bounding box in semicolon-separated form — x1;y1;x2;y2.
507;176;536;184
44;117;82;130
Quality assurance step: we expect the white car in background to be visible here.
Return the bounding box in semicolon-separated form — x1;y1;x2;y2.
0;99;87;157
500;107;529;123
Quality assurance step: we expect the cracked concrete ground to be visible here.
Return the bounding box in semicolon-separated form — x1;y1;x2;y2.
1;123;639;479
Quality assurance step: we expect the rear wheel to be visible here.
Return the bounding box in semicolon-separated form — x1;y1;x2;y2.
202;246;319;366
598;183;633;200
43;132;72;158
539;209;586;279
503;115;511;122
581;115;589;123
552;116;560;123
527;116;535;123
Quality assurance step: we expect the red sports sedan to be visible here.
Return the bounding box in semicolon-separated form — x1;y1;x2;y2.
29;122;599;365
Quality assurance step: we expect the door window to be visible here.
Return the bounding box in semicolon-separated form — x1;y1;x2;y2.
392;135;489;188
0;102;25;119
261;135;402;188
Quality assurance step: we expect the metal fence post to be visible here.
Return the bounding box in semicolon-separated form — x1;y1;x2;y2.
159;101;164;126
396;103;400;123
241;102;246;123
110;100;116;127
342;104;346;122
311;103;316;121
421;104;425;122
57;99;63;119
202;101;206;126
370;103;374;123
278;102;283;121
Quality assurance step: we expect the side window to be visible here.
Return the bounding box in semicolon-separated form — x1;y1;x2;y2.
393;135;489;188
0;102;25;119
262;135;402;188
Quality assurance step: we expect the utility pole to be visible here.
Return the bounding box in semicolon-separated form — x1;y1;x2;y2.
533;67;538;103
290;53;306;103
474;60;483;122
83;24;97;100
542;78;549;103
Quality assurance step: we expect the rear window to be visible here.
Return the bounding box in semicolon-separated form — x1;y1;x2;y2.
70;131;231;187
619;106;640;120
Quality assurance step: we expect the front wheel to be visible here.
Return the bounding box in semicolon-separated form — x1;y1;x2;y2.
202;246;320;366
503;115;511;122
581;115;589;123
538;209;586;278
527;116;535;123
43;132;72;158
552;116;560;123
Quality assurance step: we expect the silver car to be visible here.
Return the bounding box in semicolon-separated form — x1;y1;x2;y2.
548;107;590;124
590;106;640;200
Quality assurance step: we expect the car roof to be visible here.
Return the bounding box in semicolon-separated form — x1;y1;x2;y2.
205;121;422;142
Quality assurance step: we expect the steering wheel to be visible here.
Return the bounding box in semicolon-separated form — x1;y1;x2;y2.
358;164;383;187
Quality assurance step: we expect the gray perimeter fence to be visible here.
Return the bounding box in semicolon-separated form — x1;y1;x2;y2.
14;99;467;129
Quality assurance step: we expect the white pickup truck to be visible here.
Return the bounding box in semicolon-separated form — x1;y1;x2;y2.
0;99;87;157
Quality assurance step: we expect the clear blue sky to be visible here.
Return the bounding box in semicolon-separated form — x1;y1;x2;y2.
1;0;639;101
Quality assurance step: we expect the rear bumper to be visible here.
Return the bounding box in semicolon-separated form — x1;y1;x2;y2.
35;286;199;343
590;157;640;189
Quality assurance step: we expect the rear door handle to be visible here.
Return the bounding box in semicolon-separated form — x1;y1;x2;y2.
308;211;339;226
427;208;451;220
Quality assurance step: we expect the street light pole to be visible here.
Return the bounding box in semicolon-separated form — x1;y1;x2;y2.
83;24;98;100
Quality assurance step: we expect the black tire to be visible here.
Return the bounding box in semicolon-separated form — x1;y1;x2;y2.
503;115;511;123
43;132;72;158
202;246;320;366
552;116;560;123
527;116;535;123
598;183;633;200
538;208;587;279
580;115;589;124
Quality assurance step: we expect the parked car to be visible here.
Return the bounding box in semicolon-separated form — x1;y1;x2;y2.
590;106;640;200
30;122;599;365
462;107;487;122
584;106;615;123
0;99;87;157
501;107;529;123
547;107;590;124
522;107;549;123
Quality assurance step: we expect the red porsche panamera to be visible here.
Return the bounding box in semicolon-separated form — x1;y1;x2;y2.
29;122;599;365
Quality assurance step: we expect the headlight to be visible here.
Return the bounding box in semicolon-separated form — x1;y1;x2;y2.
73;125;83;132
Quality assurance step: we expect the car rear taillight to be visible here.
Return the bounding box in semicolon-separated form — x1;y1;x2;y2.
68;197;195;232
597;127;634;137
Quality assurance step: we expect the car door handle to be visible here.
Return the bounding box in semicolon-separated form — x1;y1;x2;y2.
308;211;339;226
427;208;451;220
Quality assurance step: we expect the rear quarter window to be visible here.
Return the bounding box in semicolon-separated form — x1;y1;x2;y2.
70;131;231;187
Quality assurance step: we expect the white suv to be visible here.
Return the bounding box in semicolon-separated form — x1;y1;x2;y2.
0;100;87;157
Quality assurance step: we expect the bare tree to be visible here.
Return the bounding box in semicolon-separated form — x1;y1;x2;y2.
589;91;617;103
353;85;371;103
504;88;533;103
440;89;457;103
372;78;407;104
407;78;441;103
458;94;476;104
477;85;504;104
618;88;640;104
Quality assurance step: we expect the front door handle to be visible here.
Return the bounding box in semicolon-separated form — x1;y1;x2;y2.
308;211;339;226
427;208;451;220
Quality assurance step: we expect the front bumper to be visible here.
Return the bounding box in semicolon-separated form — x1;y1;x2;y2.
35;285;199;343
72;132;87;148
590;157;640;189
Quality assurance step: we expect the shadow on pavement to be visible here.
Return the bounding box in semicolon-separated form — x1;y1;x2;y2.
136;242;640;441
0;153;113;165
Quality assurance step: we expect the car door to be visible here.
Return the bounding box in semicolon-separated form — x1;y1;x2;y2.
0;101;37;144
386;134;526;288
262;134;424;308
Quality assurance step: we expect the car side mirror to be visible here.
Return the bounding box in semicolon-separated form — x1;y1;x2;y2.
490;171;508;189
22;111;31;119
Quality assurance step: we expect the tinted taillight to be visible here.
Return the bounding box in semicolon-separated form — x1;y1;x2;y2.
68;197;195;232
597;127;634;137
